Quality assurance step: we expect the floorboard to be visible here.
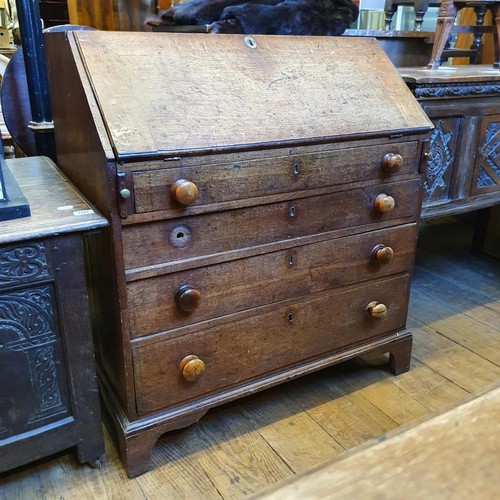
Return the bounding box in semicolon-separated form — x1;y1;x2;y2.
1;213;499;499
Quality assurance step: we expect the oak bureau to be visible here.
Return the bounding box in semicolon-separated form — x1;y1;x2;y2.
45;31;433;476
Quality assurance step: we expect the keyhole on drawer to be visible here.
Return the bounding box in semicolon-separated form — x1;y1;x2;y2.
289;206;296;218
293;162;300;176
170;225;191;248
288;312;294;323
288;255;294;267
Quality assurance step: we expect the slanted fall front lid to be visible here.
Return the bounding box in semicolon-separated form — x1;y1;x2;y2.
71;31;432;160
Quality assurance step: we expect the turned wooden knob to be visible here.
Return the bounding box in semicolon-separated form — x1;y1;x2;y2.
175;285;201;312
171;179;199;206
373;193;395;214
382;153;403;173
366;301;388;320
179;355;205;382
372;244;394;264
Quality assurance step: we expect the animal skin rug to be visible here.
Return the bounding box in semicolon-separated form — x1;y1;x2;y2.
147;0;359;36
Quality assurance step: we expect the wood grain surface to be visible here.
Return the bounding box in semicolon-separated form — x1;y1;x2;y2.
132;141;419;215
0;156;107;244
127;224;417;337
71;31;432;158
255;384;500;499
122;179;421;270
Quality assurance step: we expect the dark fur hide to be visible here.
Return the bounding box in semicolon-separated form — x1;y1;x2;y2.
148;0;359;36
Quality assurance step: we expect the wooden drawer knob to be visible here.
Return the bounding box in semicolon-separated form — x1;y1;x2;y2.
366;301;388;320
171;179;199;206
372;244;394;264
179;355;205;382
373;193;395;214
382;153;403;173
175;285;201;312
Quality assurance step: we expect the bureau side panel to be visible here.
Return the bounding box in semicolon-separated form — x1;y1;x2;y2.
46;32;135;413
45;31;113;218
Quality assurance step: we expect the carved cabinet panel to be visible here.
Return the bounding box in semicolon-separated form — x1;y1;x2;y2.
0;242;69;437
423;118;462;204
0;280;70;438
472;115;500;195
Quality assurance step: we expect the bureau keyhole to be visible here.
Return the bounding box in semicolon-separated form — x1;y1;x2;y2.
170;225;192;248
288;312;294;323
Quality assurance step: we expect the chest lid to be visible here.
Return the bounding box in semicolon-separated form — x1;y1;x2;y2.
66;31;432;161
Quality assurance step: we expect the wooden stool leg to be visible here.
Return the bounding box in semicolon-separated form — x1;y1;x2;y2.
414;0;431;31
383;0;397;30
428;0;458;69
493;5;500;68
471;5;487;63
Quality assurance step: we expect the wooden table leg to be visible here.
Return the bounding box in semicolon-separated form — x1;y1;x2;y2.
428;0;458;69
493;4;500;68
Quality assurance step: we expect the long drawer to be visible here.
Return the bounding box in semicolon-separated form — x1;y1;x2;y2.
133;274;411;414
123;179;421;270
131;142;418;215
127;223;417;338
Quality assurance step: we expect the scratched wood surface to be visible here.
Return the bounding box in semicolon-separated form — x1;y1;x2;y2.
0;156;107;244
255;384;500;499
70;31;432;158
0;213;499;498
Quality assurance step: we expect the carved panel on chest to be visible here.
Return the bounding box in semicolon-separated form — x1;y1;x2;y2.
0;156;107;474
0;285;69;437
423;118;461;204
0;243;50;285
473;115;500;194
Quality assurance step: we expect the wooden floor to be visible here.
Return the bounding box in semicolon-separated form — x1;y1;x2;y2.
1;213;499;499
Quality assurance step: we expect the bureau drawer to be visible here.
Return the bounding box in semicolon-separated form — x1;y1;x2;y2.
132;142;418;215
133;274;411;414
127;224;417;338
122;178;421;270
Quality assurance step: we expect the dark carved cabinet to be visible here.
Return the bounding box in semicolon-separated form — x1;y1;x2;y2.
400;66;500;218
0;156;107;474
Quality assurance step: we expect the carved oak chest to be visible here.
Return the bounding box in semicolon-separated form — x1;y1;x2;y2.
400;65;500;218
45;31;433;477
0;156;106;473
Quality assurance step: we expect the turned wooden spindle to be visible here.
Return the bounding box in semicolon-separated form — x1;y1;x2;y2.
175;285;201;312
382;153;403;173
179;355;205;382
373;193;395;213
372;244;395;264
365;301;388;319
171;179;199;206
